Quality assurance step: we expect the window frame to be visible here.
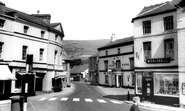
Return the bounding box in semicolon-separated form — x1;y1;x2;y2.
143;42;151;61
0;81;5;94
22;45;28;60
143;20;151;34
24;26;29;34
164;16;174;31
0;19;5;28
104;60;108;71
116;60;121;68
41;31;45;38
136;72;143;94
0;42;4;59
39;48;44;61
164;39;174;60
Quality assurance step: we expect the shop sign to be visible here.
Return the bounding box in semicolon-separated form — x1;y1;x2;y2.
146;58;170;64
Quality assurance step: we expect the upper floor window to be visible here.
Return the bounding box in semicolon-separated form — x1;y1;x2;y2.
164;16;173;31
55;35;58;41
130;58;134;70
118;48;120;54
54;50;58;63
0;19;5;28
105;50;108;56
0;42;4;59
22;45;28;60
143;42;151;60
165;39;174;59
41;31;45;38
104;60;108;71
116;60;121;68
24;26;29;34
143;20;151;34
39;48;44;61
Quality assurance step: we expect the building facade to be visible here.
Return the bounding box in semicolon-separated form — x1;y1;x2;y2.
0;2;67;99
132;0;185;106
97;37;134;88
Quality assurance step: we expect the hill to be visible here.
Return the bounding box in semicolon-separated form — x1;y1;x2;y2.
63;39;110;58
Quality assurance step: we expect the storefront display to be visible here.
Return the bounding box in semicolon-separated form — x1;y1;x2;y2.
154;74;178;96
136;73;142;94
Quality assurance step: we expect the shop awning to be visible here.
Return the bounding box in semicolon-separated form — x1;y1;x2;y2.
0;65;16;80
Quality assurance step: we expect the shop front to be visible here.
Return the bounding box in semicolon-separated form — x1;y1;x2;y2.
135;71;179;106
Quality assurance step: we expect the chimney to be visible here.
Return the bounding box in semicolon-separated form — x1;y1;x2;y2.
0;1;5;6
31;14;51;24
111;33;116;42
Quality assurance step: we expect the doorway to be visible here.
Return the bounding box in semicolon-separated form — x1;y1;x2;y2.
143;77;153;101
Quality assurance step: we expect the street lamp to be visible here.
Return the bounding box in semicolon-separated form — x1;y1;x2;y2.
127;75;130;101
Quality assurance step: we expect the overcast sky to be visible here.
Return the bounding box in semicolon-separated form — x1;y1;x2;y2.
3;0;171;40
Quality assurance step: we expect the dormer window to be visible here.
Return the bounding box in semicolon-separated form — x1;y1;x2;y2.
0;19;5;28
41;31;45;38
24;26;29;34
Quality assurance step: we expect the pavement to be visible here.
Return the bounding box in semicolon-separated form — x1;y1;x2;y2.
28;82;185;111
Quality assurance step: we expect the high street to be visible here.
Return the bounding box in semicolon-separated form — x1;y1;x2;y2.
27;81;163;111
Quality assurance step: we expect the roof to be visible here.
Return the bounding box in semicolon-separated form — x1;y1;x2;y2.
132;1;176;23
0;3;64;37
98;36;133;51
89;53;99;58
70;65;88;74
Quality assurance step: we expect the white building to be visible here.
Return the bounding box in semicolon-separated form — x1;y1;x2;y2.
0;2;67;99
97;37;134;88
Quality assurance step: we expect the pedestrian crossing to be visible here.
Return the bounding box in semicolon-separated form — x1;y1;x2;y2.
37;97;124;105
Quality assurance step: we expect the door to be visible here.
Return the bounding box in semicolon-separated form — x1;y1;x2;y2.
143;77;153;101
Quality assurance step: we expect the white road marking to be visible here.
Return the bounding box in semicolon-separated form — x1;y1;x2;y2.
85;98;93;102
110;100;123;104
48;97;57;101
97;99;107;103
38;98;47;101
61;97;68;101
73;98;80;101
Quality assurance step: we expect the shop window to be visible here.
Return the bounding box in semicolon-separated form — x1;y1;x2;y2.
154;74;178;96
105;74;108;84
136;73;142;94
22;45;28;60
0;81;4;94
165;39;174;59
143;20;151;34
116;60;121;68
143;42;151;61
39;48;44;61
104;60;108;71
164;16;173;31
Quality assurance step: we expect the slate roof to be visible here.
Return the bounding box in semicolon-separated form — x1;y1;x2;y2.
132;1;176;23
97;36;133;51
70;65;88;74
0;3;64;36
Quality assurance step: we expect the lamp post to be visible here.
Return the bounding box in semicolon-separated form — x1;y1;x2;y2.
127;75;130;101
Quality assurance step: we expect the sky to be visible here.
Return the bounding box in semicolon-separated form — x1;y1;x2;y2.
3;0;171;40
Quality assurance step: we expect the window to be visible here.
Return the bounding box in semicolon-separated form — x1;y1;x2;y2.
54;50;58;63
130;58;134;70
165;39;174;59
116;60;121;68
0;42;4;59
164;16;173;31
22;45;28;60
0;81;4;94
143;42;151;60
143;20;151;34
104;60;108;71
41;31;45;38
24;26;29;34
132;73;135;85
0;19;5;28
55;35;58;41
105;74;109;84
39;48;44;61
136;73;142;94
118;48;120;54
105;50;108;56
154;74;178;96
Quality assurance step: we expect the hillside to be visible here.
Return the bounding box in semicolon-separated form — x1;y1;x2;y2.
63;39;110;58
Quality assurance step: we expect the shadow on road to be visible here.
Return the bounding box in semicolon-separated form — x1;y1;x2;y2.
103;94;135;101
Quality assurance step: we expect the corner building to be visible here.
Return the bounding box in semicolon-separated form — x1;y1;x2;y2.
132;0;185;107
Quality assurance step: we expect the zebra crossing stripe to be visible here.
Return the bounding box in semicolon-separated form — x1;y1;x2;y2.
38;98;47;101
97;99;107;103
110;100;123;104
61;97;68;101
49;97;57;101
73;98;80;101
85;98;93;102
